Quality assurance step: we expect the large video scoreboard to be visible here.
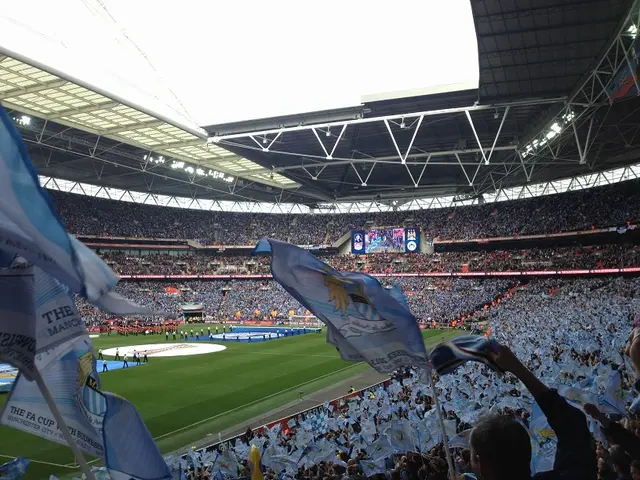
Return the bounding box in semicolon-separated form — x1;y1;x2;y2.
351;227;420;254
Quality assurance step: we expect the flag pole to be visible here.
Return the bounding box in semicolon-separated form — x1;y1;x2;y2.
429;379;457;480
33;369;96;480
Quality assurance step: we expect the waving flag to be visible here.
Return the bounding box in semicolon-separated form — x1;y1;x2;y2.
360;458;387;478
0;264;36;379
0;106;113;301
101;392;171;480
254;238;429;373
1;334;171;480
529;401;557;474
599;369;627;416
448;428;473;449
0;105;156;316
1;337;106;458
430;335;502;376
0;457;29;479
386;419;416;453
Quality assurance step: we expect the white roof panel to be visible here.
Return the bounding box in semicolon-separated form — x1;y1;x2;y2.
0;54;298;189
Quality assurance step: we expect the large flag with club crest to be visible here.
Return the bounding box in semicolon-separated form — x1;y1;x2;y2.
1;334;171;480
0;103;169;479
0;105;152;314
253;238;429;373
0;103;157;381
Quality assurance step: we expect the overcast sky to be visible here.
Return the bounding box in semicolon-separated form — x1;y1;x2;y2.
0;0;479;127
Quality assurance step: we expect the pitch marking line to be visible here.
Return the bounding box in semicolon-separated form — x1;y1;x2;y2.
0;453;76;469
153;362;364;442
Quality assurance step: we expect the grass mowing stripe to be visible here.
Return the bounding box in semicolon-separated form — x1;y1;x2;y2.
156;329;458;449
153;362;363;441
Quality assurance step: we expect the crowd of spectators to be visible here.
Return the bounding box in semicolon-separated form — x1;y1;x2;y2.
77;277;513;328
97;244;640;276
162;276;640;480
50;177;640;245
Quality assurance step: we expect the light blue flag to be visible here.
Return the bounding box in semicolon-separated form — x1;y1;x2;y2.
0;456;29;480
448;428;473;449
1;336;105;458
0;105;156;316
386;419;416;453
599;369;627;416
1;335;171;480
529;401;557;474
254;238;429;373
0;259;144;382
0;264;36;378
0;106;113;301
101;392;172;480
360;458;386;478
365;437;394;461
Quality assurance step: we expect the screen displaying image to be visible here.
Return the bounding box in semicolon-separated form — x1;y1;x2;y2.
365;228;405;253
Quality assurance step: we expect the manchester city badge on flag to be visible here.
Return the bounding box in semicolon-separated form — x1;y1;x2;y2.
253;238;429;373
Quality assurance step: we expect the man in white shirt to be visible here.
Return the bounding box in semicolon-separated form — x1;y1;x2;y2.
98;348;103;360
123;353;129;368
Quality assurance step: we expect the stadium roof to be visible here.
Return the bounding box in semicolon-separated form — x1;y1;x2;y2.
3;0;640;208
206;0;640;204
0;50;298;193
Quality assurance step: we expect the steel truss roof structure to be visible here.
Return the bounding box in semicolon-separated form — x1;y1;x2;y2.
38;160;640;214
0;49;297;191
3;0;640;209
206;0;640;205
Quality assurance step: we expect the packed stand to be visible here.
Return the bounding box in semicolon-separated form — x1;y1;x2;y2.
51;178;640;245
76;277;512;332
98;244;640;276
164;276;640;480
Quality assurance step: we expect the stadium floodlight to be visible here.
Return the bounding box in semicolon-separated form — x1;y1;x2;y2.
629;24;638;36
196;168;205;176
16;115;31;126
184;166;195;174
521;110;575;158
170;161;185;169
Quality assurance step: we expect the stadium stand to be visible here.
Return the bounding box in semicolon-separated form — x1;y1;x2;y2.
50;177;640;244
6;0;640;477
76;277;513;327
168;276;640;480
96;245;640;276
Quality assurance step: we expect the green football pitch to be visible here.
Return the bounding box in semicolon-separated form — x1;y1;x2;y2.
0;326;458;480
